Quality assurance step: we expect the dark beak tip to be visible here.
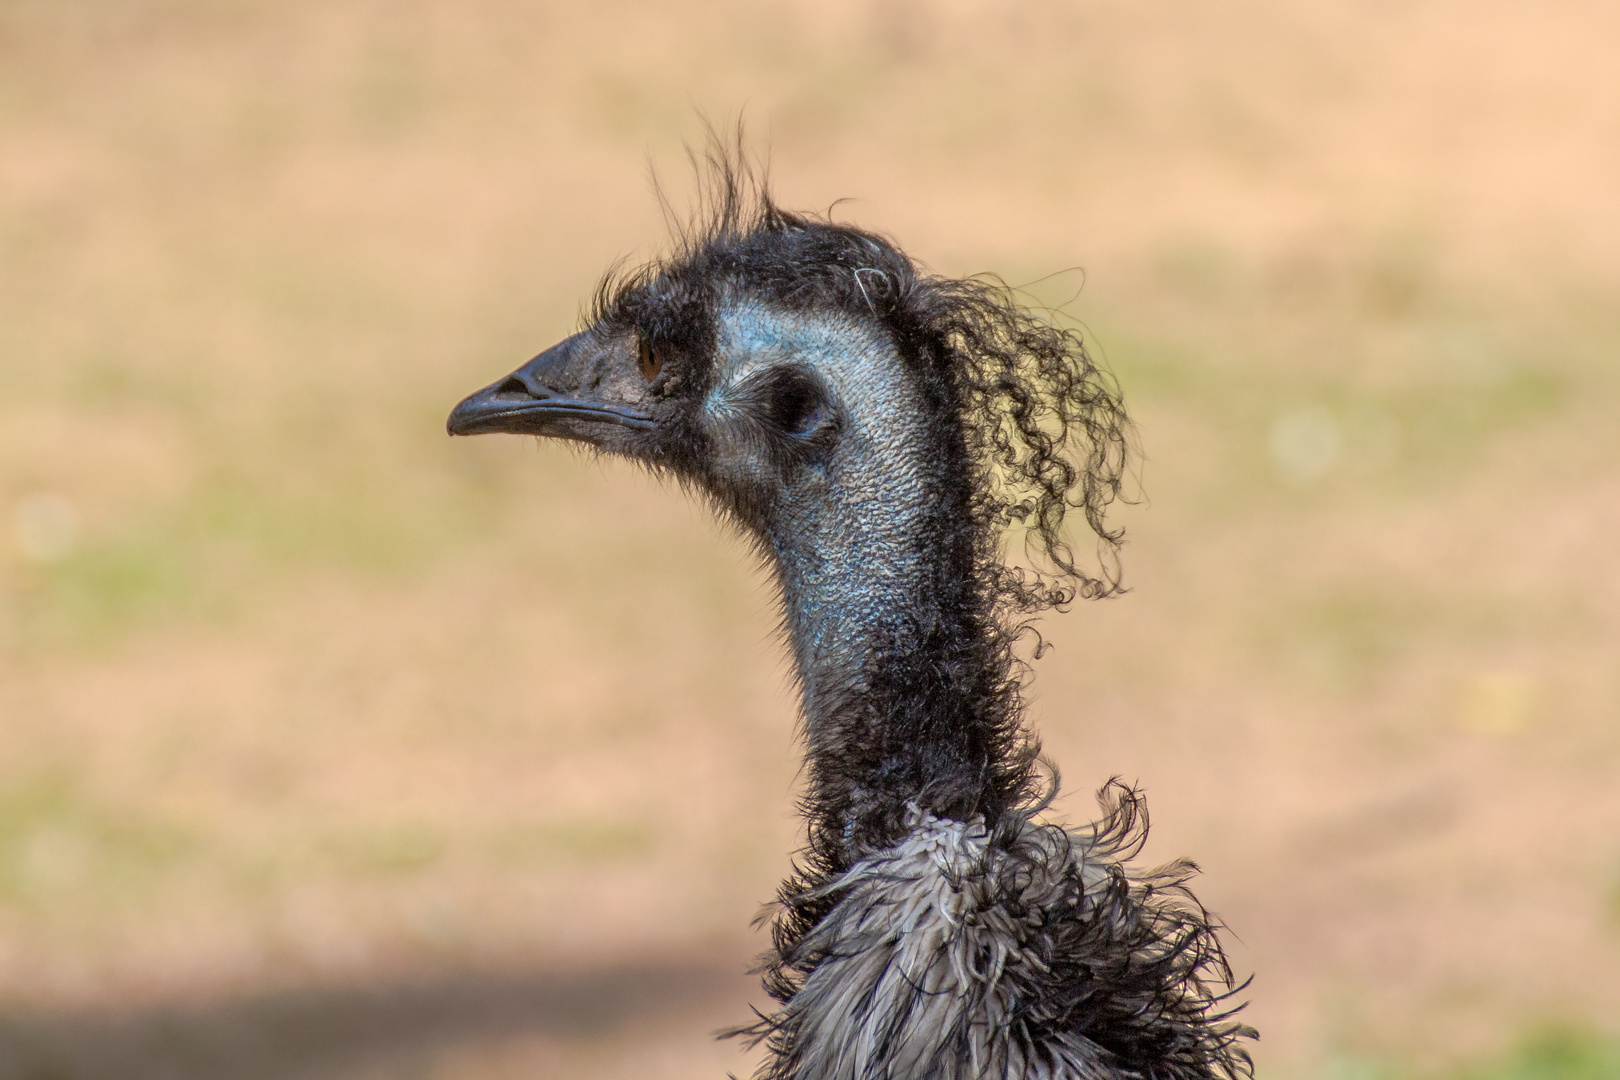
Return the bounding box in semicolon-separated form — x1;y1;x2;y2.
447;381;529;437
445;393;486;437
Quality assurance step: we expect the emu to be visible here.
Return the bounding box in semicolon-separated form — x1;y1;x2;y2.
448;155;1253;1080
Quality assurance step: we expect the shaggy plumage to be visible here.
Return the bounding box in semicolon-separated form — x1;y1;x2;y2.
448;133;1254;1079
746;785;1250;1080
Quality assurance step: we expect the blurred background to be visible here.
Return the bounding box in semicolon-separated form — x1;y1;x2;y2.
1;1;1617;1077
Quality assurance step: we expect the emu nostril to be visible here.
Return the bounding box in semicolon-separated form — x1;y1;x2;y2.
494;374;557;401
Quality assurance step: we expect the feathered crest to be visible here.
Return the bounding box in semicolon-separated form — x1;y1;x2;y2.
598;125;1133;609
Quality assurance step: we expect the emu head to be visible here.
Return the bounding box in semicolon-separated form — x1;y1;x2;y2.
448;173;1131;619
449;238;940;550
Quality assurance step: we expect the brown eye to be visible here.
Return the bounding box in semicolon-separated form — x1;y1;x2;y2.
637;335;663;383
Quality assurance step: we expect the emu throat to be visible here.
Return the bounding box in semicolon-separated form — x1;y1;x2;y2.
718;308;1026;862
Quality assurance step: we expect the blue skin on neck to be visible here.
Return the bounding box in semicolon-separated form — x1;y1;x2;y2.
708;303;947;724
703;303;1005;852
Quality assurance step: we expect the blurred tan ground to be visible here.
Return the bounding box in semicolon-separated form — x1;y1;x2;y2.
1;1;1618;1077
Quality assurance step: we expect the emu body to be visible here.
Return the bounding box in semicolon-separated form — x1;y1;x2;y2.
448;160;1252;1079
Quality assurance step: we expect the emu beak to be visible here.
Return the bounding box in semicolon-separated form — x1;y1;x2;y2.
447;333;655;439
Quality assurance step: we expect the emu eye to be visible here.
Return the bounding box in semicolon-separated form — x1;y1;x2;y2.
636;335;664;383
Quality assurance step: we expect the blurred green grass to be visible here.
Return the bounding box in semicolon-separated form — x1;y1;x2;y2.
0;771;196;910
1334;1029;1620;1080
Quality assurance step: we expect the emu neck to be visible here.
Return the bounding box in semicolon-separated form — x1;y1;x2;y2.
765;416;1022;864
711;304;1027;861
768;469;1022;860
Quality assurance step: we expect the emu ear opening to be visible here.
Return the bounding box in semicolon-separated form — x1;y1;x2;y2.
741;366;834;439
773;372;831;437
